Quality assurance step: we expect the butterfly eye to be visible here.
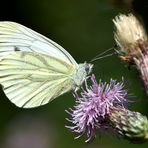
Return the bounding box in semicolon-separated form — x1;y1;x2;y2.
85;64;93;75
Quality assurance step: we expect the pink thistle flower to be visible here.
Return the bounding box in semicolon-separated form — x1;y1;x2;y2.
66;75;128;142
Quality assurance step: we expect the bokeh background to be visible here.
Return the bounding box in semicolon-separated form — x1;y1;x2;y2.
0;0;148;148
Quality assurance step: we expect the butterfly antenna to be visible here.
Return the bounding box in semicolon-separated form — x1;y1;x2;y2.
91;52;117;62
90;46;117;62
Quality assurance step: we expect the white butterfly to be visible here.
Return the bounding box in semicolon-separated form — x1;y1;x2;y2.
0;22;93;108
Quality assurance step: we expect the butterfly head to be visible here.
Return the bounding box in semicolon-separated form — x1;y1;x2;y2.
84;62;93;75
72;62;93;89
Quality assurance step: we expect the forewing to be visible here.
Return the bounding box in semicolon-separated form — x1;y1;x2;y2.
0;51;76;108
0;21;78;66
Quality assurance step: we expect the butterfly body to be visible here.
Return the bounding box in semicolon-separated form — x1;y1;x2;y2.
0;21;93;108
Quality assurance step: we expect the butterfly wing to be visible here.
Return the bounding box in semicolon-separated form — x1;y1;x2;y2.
0;21;79;108
0;21;78;66
0;51;76;108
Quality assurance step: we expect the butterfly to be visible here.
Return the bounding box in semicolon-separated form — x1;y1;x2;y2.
0;22;93;108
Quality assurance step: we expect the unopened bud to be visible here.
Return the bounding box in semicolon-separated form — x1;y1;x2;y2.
108;107;148;143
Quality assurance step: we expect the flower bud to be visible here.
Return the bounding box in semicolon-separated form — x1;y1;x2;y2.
108;107;148;143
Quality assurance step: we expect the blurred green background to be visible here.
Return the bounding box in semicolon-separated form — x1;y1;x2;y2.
0;0;148;148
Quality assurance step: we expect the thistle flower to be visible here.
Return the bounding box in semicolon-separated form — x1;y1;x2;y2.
113;13;148;94
66;75;128;142
113;13;147;53
108;107;148;143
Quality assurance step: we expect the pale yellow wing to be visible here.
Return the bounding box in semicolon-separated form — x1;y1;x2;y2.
0;21;78;66
0;51;76;108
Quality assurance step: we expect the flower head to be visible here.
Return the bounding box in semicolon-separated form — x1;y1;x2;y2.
113;13;148;94
66;75;128;142
113;13;147;58
108;107;148;143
